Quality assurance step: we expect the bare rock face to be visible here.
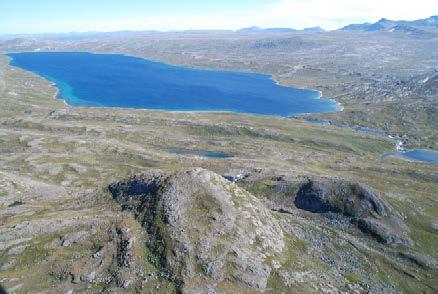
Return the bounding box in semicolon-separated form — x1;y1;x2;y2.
109;168;284;293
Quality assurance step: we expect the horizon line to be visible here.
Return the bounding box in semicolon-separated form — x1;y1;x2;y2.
1;14;437;37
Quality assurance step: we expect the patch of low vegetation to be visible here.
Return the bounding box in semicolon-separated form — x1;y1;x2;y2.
0;33;436;293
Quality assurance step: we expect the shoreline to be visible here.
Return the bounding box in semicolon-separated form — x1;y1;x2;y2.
5;51;343;118
4;53;437;163
269;77;344;112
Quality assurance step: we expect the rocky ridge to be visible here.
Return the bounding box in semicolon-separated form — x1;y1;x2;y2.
265;177;412;246
107;168;434;293
109;168;285;292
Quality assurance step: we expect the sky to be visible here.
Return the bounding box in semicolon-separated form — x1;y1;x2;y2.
1;0;438;34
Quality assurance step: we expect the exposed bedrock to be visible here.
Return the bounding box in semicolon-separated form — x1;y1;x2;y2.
109;168;284;293
241;175;413;247
294;179;386;218
297;178;412;246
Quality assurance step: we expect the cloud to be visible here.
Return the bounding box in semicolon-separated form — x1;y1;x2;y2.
124;0;438;31
263;0;438;29
3;0;438;34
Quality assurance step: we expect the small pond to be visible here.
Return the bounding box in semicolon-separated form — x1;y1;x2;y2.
167;148;234;159
381;149;438;164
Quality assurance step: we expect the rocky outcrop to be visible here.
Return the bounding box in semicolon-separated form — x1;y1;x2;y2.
294;178;412;246
109;168;284;293
293;179;387;218
242;176;413;247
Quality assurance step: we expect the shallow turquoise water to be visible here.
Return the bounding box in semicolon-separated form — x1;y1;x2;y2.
8;52;339;116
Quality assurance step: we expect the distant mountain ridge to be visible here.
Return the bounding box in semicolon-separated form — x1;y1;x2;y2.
236;26;297;33
236;26;325;33
1;16;436;41
340;15;438;31
301;26;326;33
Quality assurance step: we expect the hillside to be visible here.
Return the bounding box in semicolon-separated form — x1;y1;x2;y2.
0;15;437;293
0;54;436;292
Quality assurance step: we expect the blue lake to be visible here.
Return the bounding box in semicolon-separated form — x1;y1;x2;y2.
7;52;339;116
167;148;234;159
382;150;438;164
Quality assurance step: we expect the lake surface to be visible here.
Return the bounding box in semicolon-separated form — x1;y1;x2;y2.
167;148;233;159
8;52;339;116
382;150;438;164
